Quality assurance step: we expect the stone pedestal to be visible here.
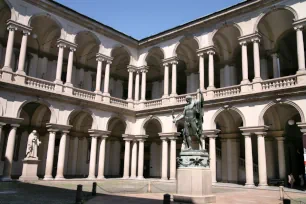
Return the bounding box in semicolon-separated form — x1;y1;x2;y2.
19;158;40;181
173;150;216;204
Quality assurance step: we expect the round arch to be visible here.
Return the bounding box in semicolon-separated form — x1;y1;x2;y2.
173;35;200;57
106;114;129;134
1;0;14;20
73;30;101;45
143;46;165;65
210;22;243;45
28;13;64;31
16;99;57;123
211;106;246;130
141;115;163;135
258;100;305;126
110;44;132;64
66;108;97;129
253;6;298;33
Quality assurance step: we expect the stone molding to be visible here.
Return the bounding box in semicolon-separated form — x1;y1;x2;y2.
122;134;148;141
57;39;77;50
293;18;306;29
162;56;179;65
197;46;216;55
239;125;269;135
46;123;72;132
158;132;180;140
96;53;113;63
88;129;110;137
203;129;220;137
7;20;32;34
238;33;262;44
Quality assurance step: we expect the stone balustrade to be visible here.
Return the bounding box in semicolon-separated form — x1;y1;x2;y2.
144;98;162;108
110;97;128;108
25;76;56;91
72;87;95;101
214;85;241;98
262;75;297;91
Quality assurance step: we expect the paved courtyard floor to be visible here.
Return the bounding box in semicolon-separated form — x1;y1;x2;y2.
1;179;306;204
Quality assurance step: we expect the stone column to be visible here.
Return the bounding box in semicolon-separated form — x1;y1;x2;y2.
295;25;306;74
137;138;145;179
97;136;108;179
243;133;254;186
256;132;267;186
88;135;98;179
240;41;250;84
95;57;103;94
170;61;178;96
130;140;138;179
140;68;148;101
252;38;262;82
207;50;215;90
198;53;205;91
1;124;19;181
209;135;217;183
276;137;286;180
161;138;168;180
44;130;57;180
103;60;112;96
271;53;280;78
226;139;232;182
200;135;206;150
127;68;134;101
2;25;17;72
55;132;69;179
16;30;30;75
65;47;76;87
134;70;140;101
221;138;227;182
163;63;169;98
70;137;79;176
123;139;131;179
169;137;177;180
55;43;66;84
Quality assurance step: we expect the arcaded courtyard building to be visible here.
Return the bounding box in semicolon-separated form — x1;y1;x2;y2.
0;0;306;188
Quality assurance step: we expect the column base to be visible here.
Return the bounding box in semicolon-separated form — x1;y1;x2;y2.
137;176;144;179
170;93;177;97
97;176;105;180
207;86;215;91
54;175;65;180
244;183;255;187
0;176;12;181
102;92;110;97
87;176;96;180
252;77;262;83
240;79;250;85
258;183;268;187
129;176;137;179
16;70;26;75
296;70;306;75
162;95;169;99
161;177;168;180
43;176;54;180
2;66;13;72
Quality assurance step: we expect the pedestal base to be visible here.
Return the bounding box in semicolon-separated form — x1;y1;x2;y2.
19;158;40;181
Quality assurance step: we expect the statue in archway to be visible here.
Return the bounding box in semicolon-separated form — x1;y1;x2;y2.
26;130;41;159
173;89;204;151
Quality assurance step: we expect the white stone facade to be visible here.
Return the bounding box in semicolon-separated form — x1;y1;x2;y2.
0;0;306;187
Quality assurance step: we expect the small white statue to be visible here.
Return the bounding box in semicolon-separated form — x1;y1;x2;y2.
26;130;41;158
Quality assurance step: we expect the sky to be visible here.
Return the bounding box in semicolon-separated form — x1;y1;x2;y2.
55;0;243;40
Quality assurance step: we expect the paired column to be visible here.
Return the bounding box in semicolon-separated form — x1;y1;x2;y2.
95;57;103;94
276;137;286;180
103;60;112;96
208;135;217;183
163;63;169;98
97;136;108;179
134;70;140;101
2;24;17;72
55;131;69;179
16;30;31;75
65;47;76;87
123;139;132;178
44;130;57;180
169;137;177;180
140;67;148;101
252;37;262;82
88;135;98;179
198;53;205;91
271;53;280;78
207;50;215;90
295;25;306;74
137;138;145;179
256;132;267;186
1;124;19;181
240;41;250;84
127;68;135;101
161;137;169;180
130;140;138;179
243;132;254;186
55;42;66;84
170;61;178;96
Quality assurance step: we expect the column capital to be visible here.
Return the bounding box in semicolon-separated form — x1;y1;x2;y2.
88;129;110;137
127;65;137;72
158;132;180;140
7;20;32;33
57;39;77;50
96;53;113;62
297;122;306;134
238;33;261;44
197;46;216;55
275;136;285;141
139;66;149;73
239;126;269;135
46;123;72;133
203;129;220;137
162;56;179;64
293;18;306;30
135;135;148;141
254;132;267;137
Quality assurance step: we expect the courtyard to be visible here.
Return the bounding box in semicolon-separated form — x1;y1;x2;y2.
1;180;306;204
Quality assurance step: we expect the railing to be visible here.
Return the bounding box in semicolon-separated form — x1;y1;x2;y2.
262;75;297;91
176;93;197;104
72;87;95;101
25;76;55;91
110;97;128;108
144;98;162;108
214;85;241;98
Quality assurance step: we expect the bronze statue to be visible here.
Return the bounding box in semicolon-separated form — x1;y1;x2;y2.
173;89;204;151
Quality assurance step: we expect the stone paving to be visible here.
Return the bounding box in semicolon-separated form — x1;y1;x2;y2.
1;180;306;204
